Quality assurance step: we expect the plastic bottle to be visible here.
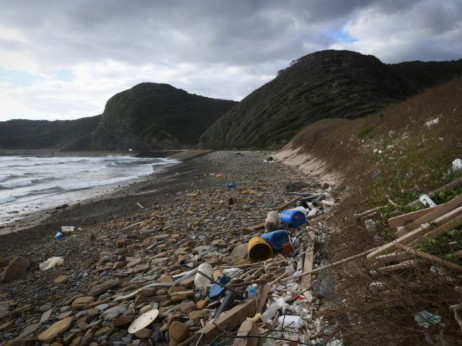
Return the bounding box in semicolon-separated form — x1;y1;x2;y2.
277;315;304;328
261;297;285;323
194;263;213;290
419;194;437;207
247;287;256;300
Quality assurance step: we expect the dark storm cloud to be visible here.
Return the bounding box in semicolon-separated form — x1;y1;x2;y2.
0;0;461;120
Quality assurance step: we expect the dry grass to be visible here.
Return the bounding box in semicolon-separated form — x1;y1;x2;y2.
290;77;462;344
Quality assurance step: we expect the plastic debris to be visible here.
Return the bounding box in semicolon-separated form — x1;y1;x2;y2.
452;158;462;171
414;310;443;329
39;257;64;271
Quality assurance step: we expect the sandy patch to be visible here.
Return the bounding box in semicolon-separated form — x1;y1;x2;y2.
273;146;341;186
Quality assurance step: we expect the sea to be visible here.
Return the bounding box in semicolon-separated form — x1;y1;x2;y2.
0;155;179;228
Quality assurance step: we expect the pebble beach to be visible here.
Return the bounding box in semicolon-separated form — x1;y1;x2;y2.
0;151;337;345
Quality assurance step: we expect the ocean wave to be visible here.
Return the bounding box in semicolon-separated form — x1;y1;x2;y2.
0;180;33;189
0;196;15;205
61;175;138;191
0;175;8;182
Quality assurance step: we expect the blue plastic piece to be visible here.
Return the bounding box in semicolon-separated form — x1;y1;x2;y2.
280;209;306;227
209;276;229;301
55;232;64;239
228;182;236;188
260;230;290;252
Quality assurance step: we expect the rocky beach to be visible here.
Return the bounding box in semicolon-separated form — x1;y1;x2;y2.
0;151;339;345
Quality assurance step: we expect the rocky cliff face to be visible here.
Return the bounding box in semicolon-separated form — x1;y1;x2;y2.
92;83;236;151
199;50;462;149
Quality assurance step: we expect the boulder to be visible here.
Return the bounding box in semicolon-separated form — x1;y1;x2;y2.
1;256;30;282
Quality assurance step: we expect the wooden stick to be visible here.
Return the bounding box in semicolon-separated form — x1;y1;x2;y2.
301;231;314;300
407;176;462;208
277;196;302;211
368;205;462;263
394;242;462;272
377;259;420;272
282;247;377;282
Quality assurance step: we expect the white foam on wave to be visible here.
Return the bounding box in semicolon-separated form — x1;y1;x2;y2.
0;175;8;182
0;180;33;189
0;196;15;205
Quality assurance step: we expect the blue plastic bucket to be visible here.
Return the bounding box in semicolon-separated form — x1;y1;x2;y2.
280;209;306;227
261;230;290;252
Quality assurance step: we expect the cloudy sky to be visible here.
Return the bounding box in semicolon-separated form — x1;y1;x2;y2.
0;0;461;121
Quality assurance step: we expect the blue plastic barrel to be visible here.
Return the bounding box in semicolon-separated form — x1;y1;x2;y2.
261;230;290;252
280;209;306;227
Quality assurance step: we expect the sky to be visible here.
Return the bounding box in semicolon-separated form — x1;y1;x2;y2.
0;0;461;121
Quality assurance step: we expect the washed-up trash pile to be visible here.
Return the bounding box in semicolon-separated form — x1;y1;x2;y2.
102;191;339;345
0;152;344;345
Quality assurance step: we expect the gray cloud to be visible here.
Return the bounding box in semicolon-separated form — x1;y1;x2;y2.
0;0;461;120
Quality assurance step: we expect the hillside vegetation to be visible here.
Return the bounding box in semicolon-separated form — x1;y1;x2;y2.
199;50;462;149
284;76;462;344
91;83;236;151
0;116;100;150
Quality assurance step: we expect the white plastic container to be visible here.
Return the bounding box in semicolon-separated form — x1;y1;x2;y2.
261;297;285;323
277;315;304;328
419;194;437;207
194;263;212;289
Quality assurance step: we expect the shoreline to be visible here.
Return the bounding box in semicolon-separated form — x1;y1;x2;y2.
0;151;264;255
0;150;211;238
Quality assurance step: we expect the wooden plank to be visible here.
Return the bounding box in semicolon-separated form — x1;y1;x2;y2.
409;194;462;228
367;205;462;263
407;176;462;208
197;299;257;344
388;207;436;229
377;259;419;272
408;213;462;247
301;230;314;301
232;320;260;346
256;284;270;314
376;252;411;265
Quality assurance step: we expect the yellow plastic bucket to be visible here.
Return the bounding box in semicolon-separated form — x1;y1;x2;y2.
247;236;273;262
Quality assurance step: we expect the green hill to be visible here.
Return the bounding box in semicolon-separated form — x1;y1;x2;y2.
91;83;236;150
199;50;462;149
0;116;101;150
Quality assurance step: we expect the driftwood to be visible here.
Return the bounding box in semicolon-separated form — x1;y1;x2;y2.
282;247;377;282
377;259;420;272
367;205;462;264
277;196;302;211
408;213;462;247
389;207;436;230
376;252;411;265
393;242;462;272
300;230;315;300
408;194;462;228
407;176;462;208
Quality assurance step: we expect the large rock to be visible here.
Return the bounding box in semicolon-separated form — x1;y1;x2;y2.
169;321;189;343
38;316;73;341
1;256;30;282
